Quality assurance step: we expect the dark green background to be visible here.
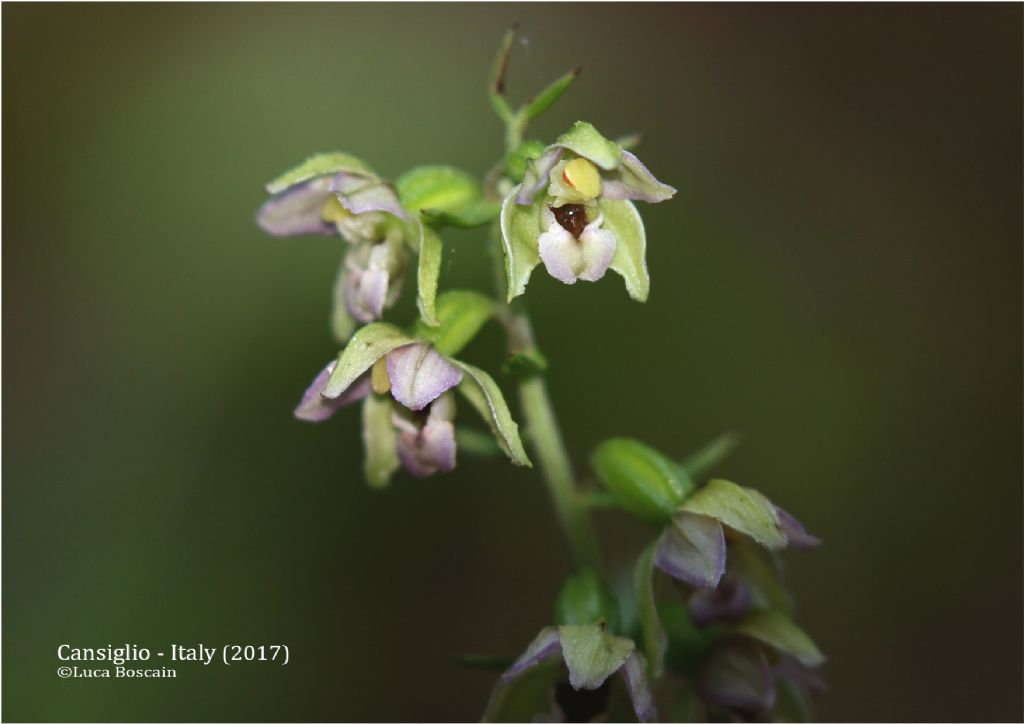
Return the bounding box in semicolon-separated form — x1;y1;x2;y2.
4;4;1021;721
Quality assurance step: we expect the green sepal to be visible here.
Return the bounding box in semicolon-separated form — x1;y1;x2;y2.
633;542;667;679
504;140;548;183
555;121;622;170
559;623;634;690
681;479;787;550
554;569;619;629
602;199;650;302
322;323;416;398
266;152;375;193
412;290;495;357
453;361;531;467
362;394;399;489
502;347;548;379
591;438;694;525
482;657;560;722
499;189;542;301
330;254;356;343
682;431;740;480
416;224;443;327
734;610;826;667
523;67;581;121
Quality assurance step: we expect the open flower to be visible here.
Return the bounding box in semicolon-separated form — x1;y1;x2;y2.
293;322;530;487
485;624;656;723
500;122;675;301
256;153;413;339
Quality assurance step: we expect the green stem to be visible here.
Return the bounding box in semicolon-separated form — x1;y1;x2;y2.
489;216;601;572
518;360;602;571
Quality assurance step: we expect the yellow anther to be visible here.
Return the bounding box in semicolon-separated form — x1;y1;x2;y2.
371;356;391;395
320;195;351;223
562;158;602;199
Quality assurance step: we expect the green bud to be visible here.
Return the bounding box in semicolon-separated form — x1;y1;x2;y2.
591;438;694;524
553;569;619;629
504;139;548;183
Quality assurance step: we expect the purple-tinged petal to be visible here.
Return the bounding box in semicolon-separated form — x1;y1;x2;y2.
619;652;657;723
343;264;389;323
774;504;821;550
256;177;335;237
501;626;563;683
294;361;370;422
517;148;563;205
386;343;463;411
655;512;726;589
395;394;457;477
537;219;578;285
776;655;827;696
331;172;409;220
688;574;753;627
602;150;676;203
697;641;776;715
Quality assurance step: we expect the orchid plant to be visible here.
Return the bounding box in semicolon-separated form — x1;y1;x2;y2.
256;28;824;722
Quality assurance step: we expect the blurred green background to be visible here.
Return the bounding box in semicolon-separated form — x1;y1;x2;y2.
3;4;1021;721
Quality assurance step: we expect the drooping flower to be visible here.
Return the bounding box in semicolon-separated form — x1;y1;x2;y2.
500;122;675;301
293;322;530;487
653;480;820;591
485;624;656;723
256;153;413;339
295;341;462;483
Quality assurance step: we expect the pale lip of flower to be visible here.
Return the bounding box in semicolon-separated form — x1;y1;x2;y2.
342;238;405;323
392;392;457;477
256;170;408;242
537;207;617;285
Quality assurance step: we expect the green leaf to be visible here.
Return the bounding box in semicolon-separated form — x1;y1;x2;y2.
734;610;826;667
454;428;503;458
499;190;542;301
555;121;622;170
416;224;443;327
681;479;787;550
523;67;581;121
634;542;667;679
554;569;619;628
558;624;634;690
413;290;495;357
482;658;560;722
591;438;693;525
266;152;375;194
421;200;500;228
362;394;398;489
453;361;531;467
322;323;416;398
602;199;649;302
681;431;740;479
395;165;479;215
